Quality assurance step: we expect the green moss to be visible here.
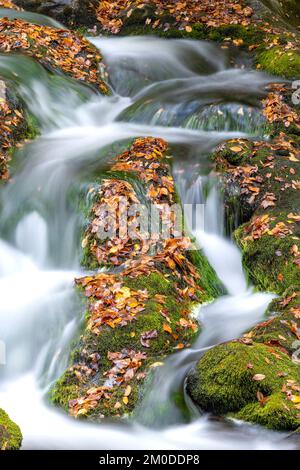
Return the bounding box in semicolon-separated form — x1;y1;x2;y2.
256;46;300;79
24;112;40;140
121;22;265;49
235;221;299;295
50;370;80;411
250;290;300;354
0;409;22;450
187;341;300;428
208;24;265;48
215;140;255;168
187;248;225;298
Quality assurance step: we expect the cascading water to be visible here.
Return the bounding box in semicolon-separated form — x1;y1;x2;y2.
0;35;297;449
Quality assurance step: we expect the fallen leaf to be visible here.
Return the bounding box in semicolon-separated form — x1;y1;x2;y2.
253;374;266;381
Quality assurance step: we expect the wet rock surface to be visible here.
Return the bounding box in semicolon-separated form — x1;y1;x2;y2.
13;0;99;27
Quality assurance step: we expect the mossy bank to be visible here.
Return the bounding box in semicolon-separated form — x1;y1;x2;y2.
0;408;22;450
187;83;300;430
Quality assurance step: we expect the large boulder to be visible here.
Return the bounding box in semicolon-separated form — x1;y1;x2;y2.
0;408;22;450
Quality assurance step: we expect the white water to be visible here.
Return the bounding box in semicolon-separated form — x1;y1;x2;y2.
0;36;296;449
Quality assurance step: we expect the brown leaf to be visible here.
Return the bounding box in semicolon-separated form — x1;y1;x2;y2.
140;329;158;348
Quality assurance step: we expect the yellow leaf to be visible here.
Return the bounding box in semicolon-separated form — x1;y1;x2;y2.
124;385;132;397
123;396;129;405
230;146;243;153
119;286;131;298
81;236;88;248
292;396;300;404
76;408;88;416
128;298;138;308
109;245;119;254
150;362;164;368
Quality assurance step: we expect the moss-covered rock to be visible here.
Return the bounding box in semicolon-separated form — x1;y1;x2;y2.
51;137;222;421
188;74;300;432
0;408;22;450
0;17;108;93
250;289;300;355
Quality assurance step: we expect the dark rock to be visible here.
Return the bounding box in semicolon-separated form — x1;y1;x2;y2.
14;0;99;27
259;0;300;28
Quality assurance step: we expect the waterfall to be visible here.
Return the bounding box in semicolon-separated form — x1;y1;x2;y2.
0;35;294;450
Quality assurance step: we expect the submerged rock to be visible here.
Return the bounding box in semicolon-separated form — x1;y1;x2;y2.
0;408;22;450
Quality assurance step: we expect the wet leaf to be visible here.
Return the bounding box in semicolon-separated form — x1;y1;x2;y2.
253;374;266;381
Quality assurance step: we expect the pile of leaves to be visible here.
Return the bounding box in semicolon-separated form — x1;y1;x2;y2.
85;178;147;266
262;85;300;130
259;28;300;56
227;164;263;205
51;134;215;419
243;215;293;242
69;349;146;417
0;18;108;93
219;132;300;210
111;137;175;205
124;237;200;286
76;273;149;334
96;0;253;34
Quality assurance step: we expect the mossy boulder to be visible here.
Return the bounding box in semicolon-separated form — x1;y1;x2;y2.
235;218;299;295
213;128;300;295
188;75;300;431
51;138;222;421
187;341;300;430
250;289;300;355
0;17;108;93
0;409;22;450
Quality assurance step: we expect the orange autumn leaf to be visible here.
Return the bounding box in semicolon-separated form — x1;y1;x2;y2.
163;323;173;334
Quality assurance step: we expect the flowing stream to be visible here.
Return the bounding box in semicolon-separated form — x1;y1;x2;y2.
0;32;297;449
